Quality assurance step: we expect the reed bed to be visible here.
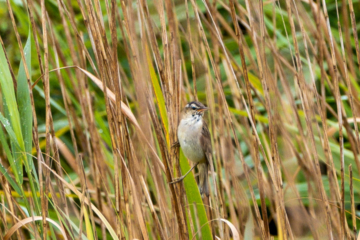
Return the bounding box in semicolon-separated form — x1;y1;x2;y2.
0;0;359;239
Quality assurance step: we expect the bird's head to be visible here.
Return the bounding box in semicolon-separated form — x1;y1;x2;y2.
182;101;208;119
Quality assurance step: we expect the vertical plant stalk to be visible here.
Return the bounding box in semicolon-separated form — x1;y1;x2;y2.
1;175;22;239
334;0;353;237
185;0;198;100
349;165;356;238
227;0;267;238
40;0;50;237
109;0;124;237
286;0;334;238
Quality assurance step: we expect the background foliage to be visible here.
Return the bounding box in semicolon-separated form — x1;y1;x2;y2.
0;0;360;239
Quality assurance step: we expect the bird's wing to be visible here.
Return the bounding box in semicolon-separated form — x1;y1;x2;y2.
200;121;212;164
199;121;212;197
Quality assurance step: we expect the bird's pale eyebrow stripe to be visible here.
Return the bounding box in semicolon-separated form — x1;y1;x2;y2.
190;103;199;108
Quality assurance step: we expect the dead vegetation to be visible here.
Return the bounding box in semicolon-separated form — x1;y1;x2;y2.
0;0;360;239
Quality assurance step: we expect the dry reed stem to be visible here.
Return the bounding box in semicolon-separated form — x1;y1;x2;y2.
2;0;360;238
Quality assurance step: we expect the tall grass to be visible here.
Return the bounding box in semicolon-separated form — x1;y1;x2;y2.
0;0;360;239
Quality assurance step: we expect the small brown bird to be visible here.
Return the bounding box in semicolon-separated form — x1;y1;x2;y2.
170;101;211;197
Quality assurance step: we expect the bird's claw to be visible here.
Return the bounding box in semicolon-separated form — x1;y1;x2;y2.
171;141;180;148
169;177;184;184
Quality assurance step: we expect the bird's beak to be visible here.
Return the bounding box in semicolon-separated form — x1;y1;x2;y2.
197;107;208;113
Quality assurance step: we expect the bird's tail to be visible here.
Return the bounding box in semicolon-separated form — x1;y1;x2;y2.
198;163;209;198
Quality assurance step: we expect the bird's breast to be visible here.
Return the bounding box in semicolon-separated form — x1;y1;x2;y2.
177;117;205;163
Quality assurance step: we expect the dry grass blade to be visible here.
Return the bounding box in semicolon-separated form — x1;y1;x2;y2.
42;65;166;172
2;0;360;238
3;216;68;240
191;218;240;240
40;161;118;239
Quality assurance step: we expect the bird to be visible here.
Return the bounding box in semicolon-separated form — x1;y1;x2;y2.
170;101;212;197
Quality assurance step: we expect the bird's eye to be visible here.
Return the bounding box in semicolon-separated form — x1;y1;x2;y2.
191;106;196;110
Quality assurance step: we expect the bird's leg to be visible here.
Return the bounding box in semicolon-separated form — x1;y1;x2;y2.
169;162;199;184
171;141;180;148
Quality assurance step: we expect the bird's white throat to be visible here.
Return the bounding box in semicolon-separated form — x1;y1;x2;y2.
180;114;203;128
